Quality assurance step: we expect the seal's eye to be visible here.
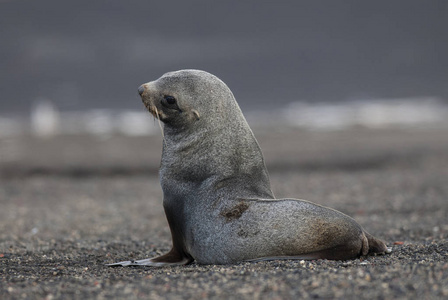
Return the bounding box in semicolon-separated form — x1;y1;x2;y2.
162;95;182;112
164;95;176;105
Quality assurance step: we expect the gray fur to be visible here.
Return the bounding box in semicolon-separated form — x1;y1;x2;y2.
108;70;389;267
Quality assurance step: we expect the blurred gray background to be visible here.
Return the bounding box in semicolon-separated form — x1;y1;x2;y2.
1;0;448;115
2;3;448;298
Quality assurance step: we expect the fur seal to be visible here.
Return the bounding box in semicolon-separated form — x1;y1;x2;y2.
108;70;390;266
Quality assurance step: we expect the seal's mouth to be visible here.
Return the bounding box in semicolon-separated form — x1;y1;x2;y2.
142;100;155;116
142;99;167;122
141;97;166;140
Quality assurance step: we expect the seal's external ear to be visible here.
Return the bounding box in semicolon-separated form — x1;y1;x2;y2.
192;109;200;120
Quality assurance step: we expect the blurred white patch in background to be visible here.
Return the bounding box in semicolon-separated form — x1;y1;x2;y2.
352;98;447;129
247;97;448;131
283;98;448;130
83;110;114;137
56;110;158;137
31;98;61;137
117;111;158;136
27;103;159;137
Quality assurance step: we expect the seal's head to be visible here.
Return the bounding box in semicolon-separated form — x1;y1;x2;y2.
138;69;274;200
138;70;238;130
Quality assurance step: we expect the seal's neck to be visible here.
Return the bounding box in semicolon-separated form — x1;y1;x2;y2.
160;116;274;202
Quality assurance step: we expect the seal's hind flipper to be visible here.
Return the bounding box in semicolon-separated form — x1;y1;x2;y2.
364;231;391;255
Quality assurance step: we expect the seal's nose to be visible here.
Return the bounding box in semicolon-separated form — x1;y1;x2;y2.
138;85;145;96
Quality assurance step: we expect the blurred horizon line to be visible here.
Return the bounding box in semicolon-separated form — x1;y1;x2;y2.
1;97;447;138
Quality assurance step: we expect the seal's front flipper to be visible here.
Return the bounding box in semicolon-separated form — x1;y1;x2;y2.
106;258;157;267
106;256;192;267
106;248;193;267
106;257;191;267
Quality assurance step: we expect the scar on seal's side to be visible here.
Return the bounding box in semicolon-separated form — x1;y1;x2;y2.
108;70;390;267
220;201;250;222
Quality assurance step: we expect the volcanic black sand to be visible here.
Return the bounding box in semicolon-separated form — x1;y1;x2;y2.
1;127;447;299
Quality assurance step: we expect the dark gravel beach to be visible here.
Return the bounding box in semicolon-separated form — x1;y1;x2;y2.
1;127;447;299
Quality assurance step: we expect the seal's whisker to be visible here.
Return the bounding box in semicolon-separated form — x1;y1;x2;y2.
154;107;166;147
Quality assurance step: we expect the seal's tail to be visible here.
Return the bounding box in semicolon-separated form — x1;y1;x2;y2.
363;231;390;255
